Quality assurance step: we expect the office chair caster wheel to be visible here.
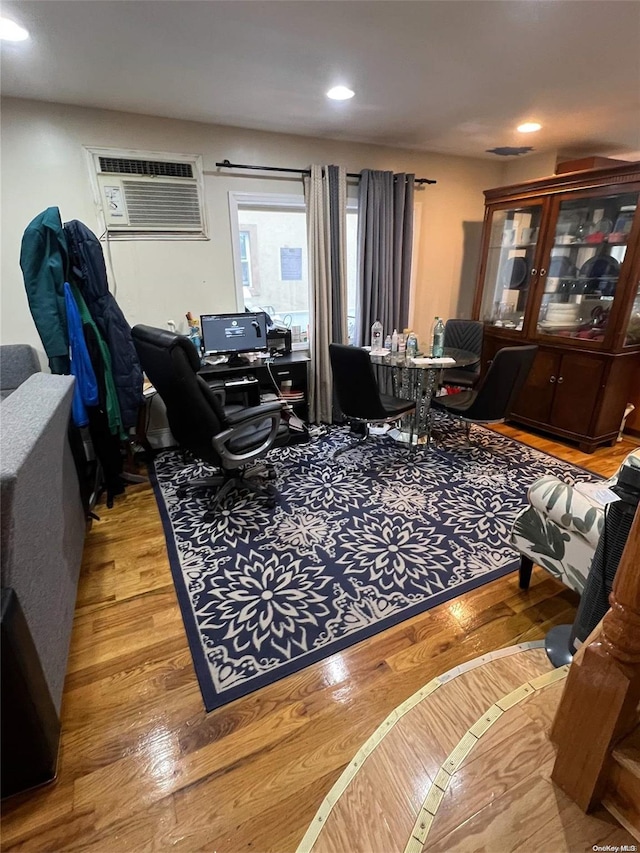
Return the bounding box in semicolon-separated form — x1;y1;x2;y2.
265;497;277;509
266;470;277;481
176;487;187;499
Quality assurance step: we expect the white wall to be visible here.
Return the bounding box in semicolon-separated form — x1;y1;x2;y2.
502;151;558;186
2;97;506;360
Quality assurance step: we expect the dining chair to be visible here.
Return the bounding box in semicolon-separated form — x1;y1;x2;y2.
329;343;416;459
430;344;538;444
441;319;483;388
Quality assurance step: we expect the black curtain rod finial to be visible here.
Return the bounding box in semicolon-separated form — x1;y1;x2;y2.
215;160;436;185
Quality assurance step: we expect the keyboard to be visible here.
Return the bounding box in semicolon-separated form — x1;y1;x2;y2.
223;376;259;388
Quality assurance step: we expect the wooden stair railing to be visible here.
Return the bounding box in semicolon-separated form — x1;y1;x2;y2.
551;502;640;812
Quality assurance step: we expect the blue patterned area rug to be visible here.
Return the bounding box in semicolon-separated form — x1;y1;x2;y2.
149;425;592;711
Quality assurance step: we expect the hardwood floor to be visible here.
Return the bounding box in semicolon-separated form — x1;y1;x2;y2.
305;647;633;853
1;430;637;852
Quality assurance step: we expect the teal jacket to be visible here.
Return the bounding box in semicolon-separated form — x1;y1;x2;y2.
20;207;70;374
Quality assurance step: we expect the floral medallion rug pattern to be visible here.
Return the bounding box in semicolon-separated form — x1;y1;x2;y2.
149;425;593;711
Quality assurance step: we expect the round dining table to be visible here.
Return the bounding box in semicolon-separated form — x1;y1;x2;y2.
369;347;480;444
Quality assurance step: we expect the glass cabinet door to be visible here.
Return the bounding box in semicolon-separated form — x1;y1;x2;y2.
535;190;638;342
479;203;543;332
625;280;640;346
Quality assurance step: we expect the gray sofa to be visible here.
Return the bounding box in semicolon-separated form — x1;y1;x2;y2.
1;371;86;795
0;343;41;400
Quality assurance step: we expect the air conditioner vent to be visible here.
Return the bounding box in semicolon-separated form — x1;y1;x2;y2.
99;157;194;178
87;147;207;236
122;180;201;227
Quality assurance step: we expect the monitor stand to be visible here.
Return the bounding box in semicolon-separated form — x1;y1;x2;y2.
225;353;251;367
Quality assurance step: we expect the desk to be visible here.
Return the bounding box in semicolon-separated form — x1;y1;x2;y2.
370;348;479;443
198;352;310;422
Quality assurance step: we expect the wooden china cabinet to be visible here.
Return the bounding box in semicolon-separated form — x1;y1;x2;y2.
472;161;640;452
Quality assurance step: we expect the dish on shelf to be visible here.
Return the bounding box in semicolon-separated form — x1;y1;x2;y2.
538;320;583;331
578;254;620;280
500;256;529;289
547;256;577;278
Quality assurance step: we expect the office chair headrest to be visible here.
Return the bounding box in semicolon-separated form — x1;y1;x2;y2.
132;324;201;373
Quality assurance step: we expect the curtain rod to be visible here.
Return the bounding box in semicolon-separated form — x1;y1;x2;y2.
214;159;437;185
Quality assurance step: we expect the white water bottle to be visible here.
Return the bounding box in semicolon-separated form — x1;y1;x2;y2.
391;329;399;353
371;320;383;351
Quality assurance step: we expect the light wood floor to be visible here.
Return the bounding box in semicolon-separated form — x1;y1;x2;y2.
1;429;637;853
304;646;633;853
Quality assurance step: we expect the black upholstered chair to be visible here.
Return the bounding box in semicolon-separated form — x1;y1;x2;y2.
441;319;483;388
132;325;290;510
431;344;538;443
329;343;416;458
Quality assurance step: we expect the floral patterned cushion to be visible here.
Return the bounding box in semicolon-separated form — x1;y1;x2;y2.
526;475;604;549
510;447;640;595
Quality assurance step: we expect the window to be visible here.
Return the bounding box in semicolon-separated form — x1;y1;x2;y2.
239;231;252;289
229;192;358;346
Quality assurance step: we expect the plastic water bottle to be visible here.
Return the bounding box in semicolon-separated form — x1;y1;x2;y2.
371;320;383;351
189;324;202;356
431;317;445;357
384;334;392;351
406;331;418;359
398;332;406;355
391;329;399;353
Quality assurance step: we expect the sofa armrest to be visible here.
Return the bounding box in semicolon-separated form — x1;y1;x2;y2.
0;344;41;398
527;475;603;549
1;373;85;714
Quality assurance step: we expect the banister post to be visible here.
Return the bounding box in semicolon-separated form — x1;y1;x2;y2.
550;503;640;811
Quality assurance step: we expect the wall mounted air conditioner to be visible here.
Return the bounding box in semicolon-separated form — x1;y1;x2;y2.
86;147;207;237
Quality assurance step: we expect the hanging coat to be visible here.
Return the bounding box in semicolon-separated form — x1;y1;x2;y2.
64;282;99;427
70;282;125;440
19;207;70;373
64;219;143;429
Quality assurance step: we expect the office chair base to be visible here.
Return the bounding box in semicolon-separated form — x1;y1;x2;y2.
205;476;278;515
175;460;278;511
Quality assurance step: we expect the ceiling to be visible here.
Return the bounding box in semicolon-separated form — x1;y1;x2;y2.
2;0;640;160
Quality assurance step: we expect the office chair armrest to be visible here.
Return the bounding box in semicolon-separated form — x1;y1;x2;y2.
225;400;282;426
206;379;226;406
213;405;282;466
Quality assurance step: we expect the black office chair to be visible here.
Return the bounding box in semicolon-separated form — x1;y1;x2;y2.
132;325;290;510
329;343;416;458
441;319;484;388
430;344;538;443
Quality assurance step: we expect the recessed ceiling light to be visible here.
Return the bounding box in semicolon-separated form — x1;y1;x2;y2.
517;122;542;133
0;17;29;41
327;86;355;101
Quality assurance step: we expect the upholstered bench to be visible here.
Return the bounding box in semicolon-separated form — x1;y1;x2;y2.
510;448;640;594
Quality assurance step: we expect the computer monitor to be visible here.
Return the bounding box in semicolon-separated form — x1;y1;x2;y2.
200;311;269;363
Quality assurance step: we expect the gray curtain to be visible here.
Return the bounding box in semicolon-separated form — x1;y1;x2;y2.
306;164;347;423
355;170;415;346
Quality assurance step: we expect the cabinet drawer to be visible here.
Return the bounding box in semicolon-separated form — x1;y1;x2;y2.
270;364;307;384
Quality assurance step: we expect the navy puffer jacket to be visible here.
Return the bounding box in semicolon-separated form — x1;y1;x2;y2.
64;220;143;429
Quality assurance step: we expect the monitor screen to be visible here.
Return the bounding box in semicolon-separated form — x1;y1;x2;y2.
200;311;269;357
